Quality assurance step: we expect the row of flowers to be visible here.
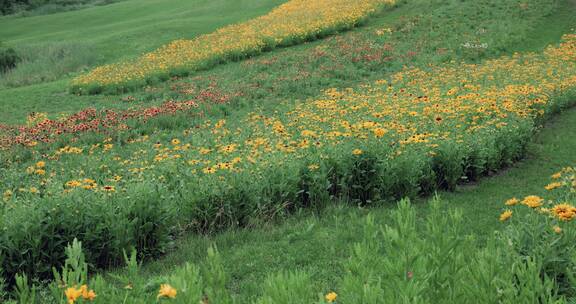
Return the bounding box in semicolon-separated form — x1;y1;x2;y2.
70;0;396;93
0;87;234;149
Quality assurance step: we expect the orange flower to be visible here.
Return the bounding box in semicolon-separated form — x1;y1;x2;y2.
157;284;177;299
551;203;576;221
65;287;81;304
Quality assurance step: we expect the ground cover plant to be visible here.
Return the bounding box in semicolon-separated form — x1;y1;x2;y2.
8;107;574;303
70;0;396;94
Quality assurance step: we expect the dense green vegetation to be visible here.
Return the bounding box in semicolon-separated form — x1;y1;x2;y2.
1;0;576;302
0;42;19;73
4;107;576;302
121;107;576;302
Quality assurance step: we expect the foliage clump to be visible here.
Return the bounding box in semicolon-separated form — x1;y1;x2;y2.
0;42;19;73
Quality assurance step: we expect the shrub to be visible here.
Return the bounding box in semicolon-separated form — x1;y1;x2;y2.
0;42;19;73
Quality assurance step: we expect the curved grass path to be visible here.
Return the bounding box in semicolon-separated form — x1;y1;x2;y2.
98;106;576;301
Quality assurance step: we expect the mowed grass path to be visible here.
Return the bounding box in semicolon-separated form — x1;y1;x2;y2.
102;106;576;302
0;0;286;61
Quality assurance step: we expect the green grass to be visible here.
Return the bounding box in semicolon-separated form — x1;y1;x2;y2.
0;0;285;58
99;106;576;302
6;0;125;18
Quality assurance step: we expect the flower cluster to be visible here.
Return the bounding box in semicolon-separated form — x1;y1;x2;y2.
64;285;96;303
500;167;576;230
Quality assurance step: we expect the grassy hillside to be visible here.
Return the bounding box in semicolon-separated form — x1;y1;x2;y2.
1;0;576;302
0;0;285;90
1;0;573;125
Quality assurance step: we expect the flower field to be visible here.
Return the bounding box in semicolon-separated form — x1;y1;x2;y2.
2;31;576;285
70;0;396;94
3;0;576;302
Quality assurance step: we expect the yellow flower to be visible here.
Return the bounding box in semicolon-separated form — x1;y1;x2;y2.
35;169;46;176
308;164;320;171
36;161;46;168
171;139;181;145
551;203;576;221
551;172;562;179
553;226;562;234
157;284;177;299
66;180;82;188
522;195;543;208
219;144;238;154
352;149;363;155
325;291;338;303
505;198;519;206
373;128;387;138
203;167;217;174
65;287;82;304
499;210;513;222
29;187;39;194
544;182;562;190
3;190;13;202
301;130;317;137
199;148;211;155
26;166;35;174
